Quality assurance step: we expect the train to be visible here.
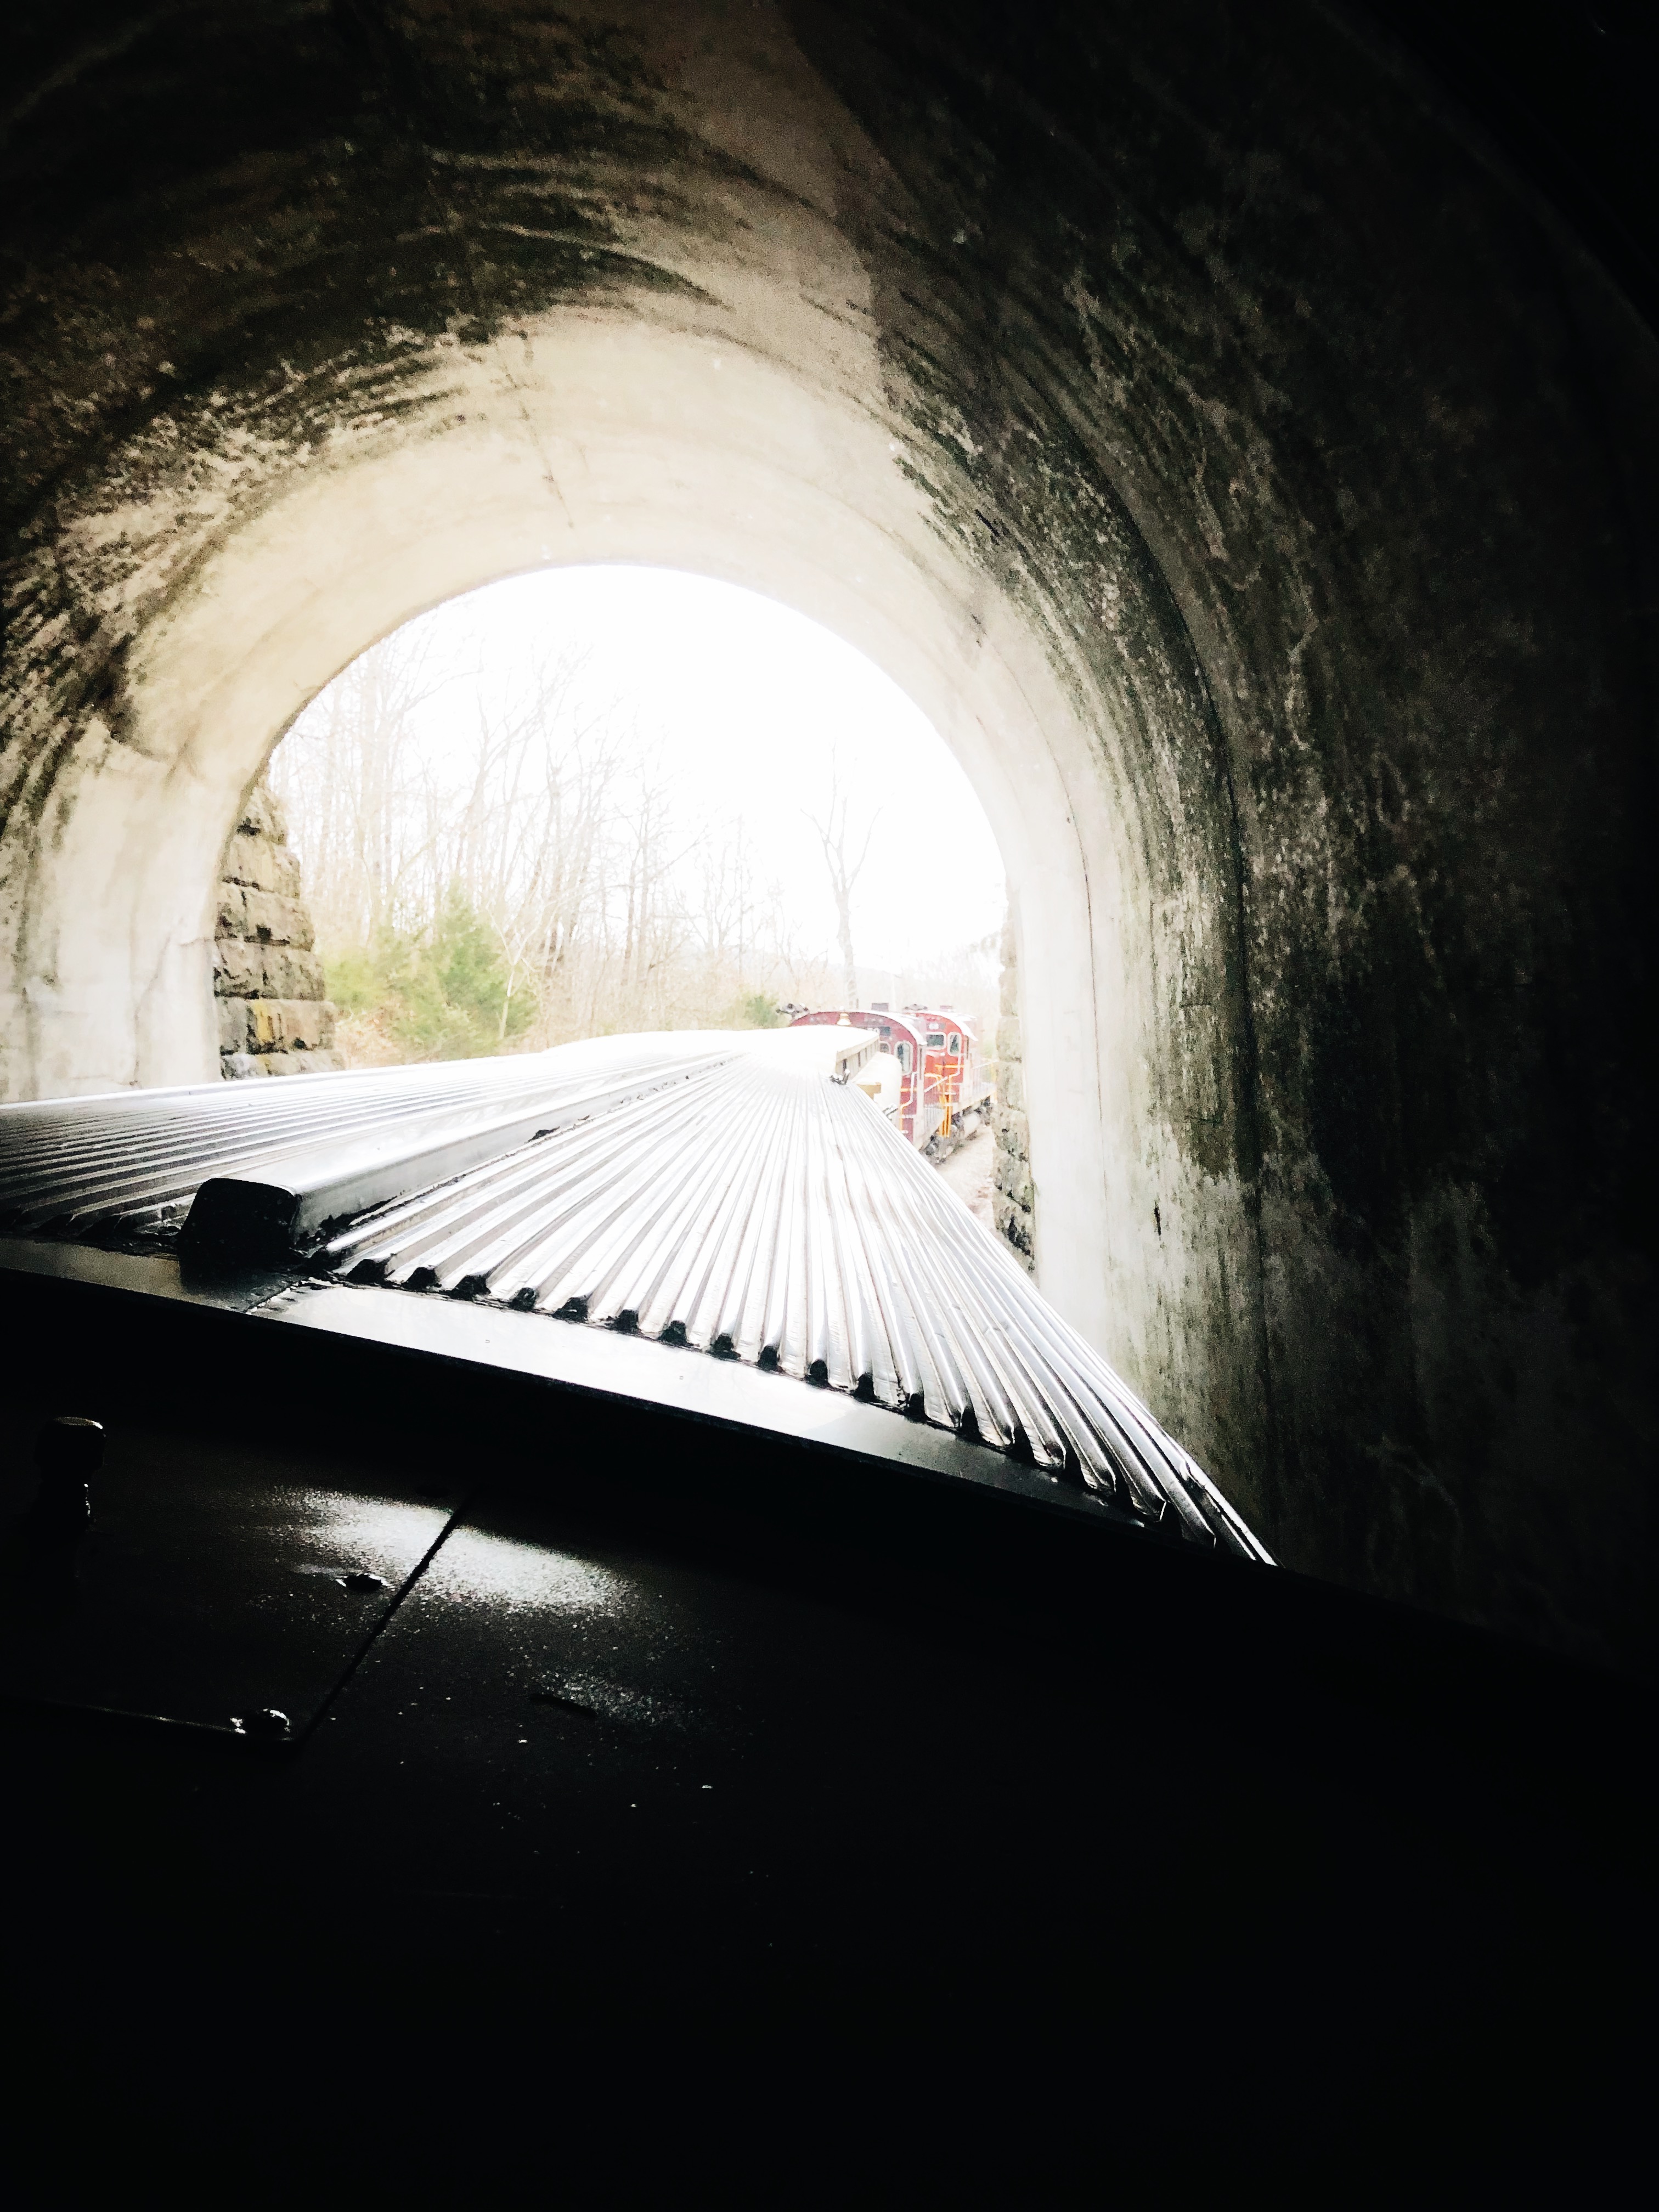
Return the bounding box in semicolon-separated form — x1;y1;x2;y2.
788;1002;992;1153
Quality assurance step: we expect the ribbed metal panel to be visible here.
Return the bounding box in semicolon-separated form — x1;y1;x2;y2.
0;1036;735;1240
318;1036;1270;1559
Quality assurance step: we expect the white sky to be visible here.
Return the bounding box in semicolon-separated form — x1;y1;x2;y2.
373;566;1006;977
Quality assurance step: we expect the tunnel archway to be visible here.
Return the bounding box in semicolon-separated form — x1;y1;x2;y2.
3;3;1654;1671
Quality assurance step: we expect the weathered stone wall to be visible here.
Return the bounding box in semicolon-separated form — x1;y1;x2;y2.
991;917;1034;1272
213;782;341;1079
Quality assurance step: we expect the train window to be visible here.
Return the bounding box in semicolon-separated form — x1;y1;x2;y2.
949;1034;961;1053
927;1032;946;1048
895;1043;909;1068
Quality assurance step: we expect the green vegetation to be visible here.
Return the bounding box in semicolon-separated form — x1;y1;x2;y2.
320;941;385;1019
321;893;536;1061
735;991;785;1029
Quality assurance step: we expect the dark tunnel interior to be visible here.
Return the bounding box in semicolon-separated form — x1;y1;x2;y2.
0;2;1653;2188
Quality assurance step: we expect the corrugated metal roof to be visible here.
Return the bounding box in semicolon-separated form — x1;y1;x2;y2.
0;1036;735;1240
0;1030;1270;1560
314;1032;1269;1559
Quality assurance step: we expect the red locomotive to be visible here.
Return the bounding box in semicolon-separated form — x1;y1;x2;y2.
789;1003;991;1152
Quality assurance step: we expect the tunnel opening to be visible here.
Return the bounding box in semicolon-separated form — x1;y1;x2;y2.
255;566;1007;1088
247;558;1025;1248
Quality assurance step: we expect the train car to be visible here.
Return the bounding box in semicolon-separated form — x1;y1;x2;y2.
904;1006;992;1143
787;1006;933;1144
789;1004;990;1152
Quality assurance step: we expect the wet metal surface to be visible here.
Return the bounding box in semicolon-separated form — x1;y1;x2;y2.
280;1488;1083;1924
0;1395;462;1735
0;1336;1644;2187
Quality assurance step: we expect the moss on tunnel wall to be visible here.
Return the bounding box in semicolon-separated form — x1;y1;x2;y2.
0;1;1652;1671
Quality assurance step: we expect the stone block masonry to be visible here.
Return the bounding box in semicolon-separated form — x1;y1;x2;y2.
213;782;342;1079
991;916;1035;1273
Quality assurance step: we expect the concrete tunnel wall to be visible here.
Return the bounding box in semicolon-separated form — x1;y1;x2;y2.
1;2;1653;1673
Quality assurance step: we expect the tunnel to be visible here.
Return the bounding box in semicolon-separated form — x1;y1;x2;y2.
0;5;1654;2184
5;0;1652;1671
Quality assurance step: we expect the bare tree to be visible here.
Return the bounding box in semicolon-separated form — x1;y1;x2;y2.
272;624;472;946
271;614;843;1059
806;750;881;1007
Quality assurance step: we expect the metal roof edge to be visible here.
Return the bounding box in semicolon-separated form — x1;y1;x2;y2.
0;1232;1150;1537
0;1233;294;1311
255;1282;1146;1530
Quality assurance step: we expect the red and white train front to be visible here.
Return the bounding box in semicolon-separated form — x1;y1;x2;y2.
788;1004;991;1151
